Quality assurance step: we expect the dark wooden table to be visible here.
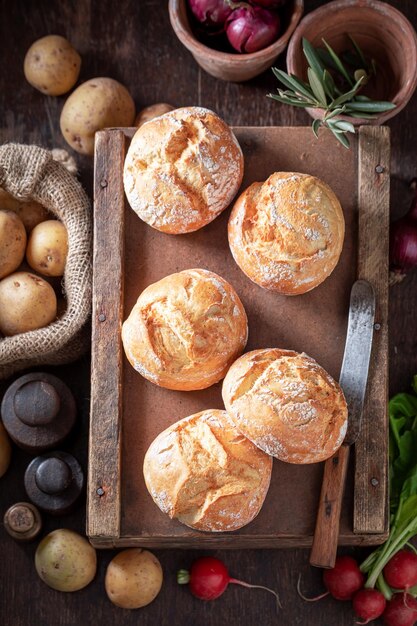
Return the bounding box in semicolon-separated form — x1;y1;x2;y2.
1;1;416;624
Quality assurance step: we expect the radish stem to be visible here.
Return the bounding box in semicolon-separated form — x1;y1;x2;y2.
296;574;329;602
229;578;282;610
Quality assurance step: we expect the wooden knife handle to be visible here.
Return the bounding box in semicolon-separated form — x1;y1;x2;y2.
310;445;350;569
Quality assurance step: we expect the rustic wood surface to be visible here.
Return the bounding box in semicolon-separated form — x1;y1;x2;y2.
0;1;416;625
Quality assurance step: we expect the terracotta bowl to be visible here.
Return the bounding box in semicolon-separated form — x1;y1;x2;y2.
286;0;417;126
169;0;304;83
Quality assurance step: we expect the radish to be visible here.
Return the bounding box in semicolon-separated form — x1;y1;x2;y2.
177;556;280;608
384;551;417;591
298;556;364;602
353;589;387;624
383;593;417;626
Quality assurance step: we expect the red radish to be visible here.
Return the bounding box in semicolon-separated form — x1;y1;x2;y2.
353;589;387;624
383;551;417;591
298;556;364;603
383;593;417;626
177;556;280;608
323;556;365;600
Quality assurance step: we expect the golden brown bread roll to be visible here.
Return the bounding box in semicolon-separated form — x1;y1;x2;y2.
143;409;272;532
228;172;345;295
123;106;244;234
122;268;248;391
222;348;348;464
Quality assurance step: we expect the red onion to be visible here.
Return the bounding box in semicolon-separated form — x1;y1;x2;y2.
226;5;280;53
249;0;287;7
390;182;417;284
188;0;233;28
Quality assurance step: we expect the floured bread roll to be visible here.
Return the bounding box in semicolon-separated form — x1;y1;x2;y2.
122;268;248;391
123;106;244;234
143;409;272;532
222;348;348;464
228;172;345;295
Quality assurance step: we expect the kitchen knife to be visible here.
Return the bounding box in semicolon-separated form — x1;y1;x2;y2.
310;279;376;569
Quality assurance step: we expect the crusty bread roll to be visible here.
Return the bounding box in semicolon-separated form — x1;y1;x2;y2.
122;268;248;391
143;409;272;532
222;348;348;464
228;172;345;295
123;106;244;234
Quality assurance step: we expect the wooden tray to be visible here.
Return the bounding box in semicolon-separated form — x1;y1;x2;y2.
87;125;390;549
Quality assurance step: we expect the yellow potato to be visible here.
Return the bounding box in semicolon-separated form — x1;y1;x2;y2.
0;188;20;211
0;272;57;336
26;220;68;277
60;77;135;155
24;35;81;96
105;548;163;609
135;103;174;127
0;211;27;279
0;190;50;232
13;201;51;232
0;422;12;478
35;529;97;592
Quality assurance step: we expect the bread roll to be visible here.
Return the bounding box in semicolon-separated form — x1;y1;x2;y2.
222;348;348;464
228;172;345;295
123;106;244;234
122;268;248;391
143;409;272;532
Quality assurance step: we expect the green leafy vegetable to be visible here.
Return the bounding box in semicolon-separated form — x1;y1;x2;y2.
360;375;417;597
267;37;396;148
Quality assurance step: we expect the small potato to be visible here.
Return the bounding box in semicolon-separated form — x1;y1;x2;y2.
26;220;68;277
0;191;50;232
0;188;20;211
35;529;97;592
13;201;51;233
0;211;27;279
105;548;163;609
0;272;57;336
60;77;135;155
0;422;12;478
135;103;175;127
24;35;81;96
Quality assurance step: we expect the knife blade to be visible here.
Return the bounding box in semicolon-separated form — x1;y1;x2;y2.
310;279;376;569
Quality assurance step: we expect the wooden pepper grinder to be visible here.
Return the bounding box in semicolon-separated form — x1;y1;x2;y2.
1;373;76;453
24;451;84;515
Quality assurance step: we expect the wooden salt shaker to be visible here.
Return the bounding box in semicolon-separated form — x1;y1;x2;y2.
1;373;76;453
24;451;84;515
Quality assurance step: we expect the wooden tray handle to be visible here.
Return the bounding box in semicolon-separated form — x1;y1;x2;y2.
310;445;350;569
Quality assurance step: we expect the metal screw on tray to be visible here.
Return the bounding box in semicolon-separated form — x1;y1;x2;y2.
1;373;76;453
3;502;42;541
24;451;84;515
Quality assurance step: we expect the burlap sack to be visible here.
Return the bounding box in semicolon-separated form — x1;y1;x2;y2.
0;143;92;379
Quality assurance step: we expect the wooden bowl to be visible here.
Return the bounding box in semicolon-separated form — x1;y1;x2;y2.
169;0;304;83
286;0;417;126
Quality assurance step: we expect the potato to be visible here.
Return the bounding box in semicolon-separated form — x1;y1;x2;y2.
24;35;81;96
105;548;163;609
35;529;97;592
26;220;68;277
0;272;57;336
0;188;20;211
0;190;50;232
60;77;135;155
135;103;174;127
0;211;27;279
0;422;12;478
13;201;51;232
